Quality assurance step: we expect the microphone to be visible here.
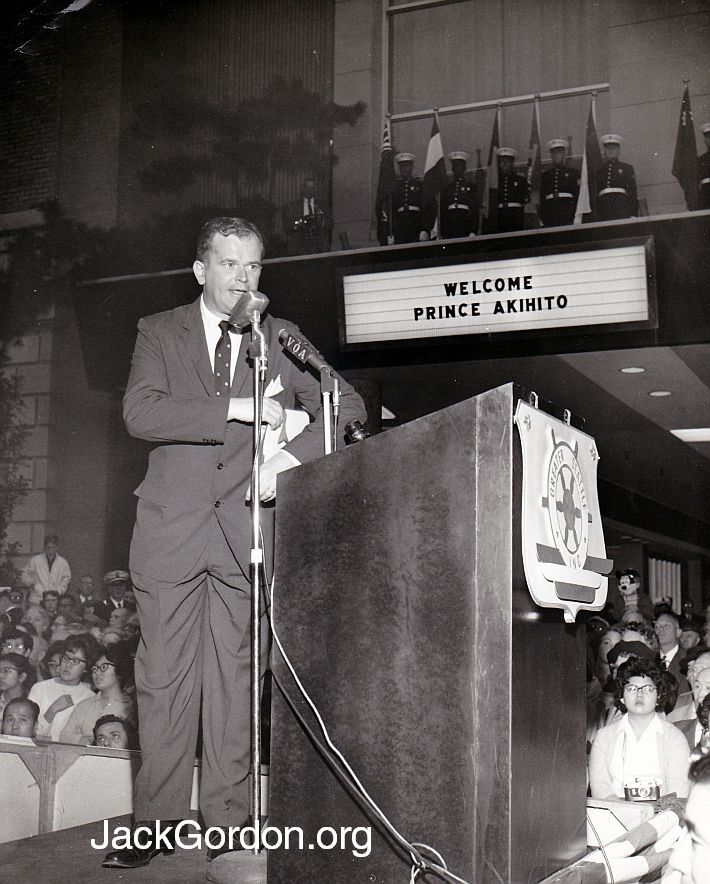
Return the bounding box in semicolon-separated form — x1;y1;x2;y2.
279;328;331;373
228;290;269;329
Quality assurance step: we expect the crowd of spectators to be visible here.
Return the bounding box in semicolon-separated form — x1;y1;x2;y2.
0;554;139;753
2;535;710;880
586;588;710;808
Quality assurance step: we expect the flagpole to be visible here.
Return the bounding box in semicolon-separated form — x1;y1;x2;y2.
672;78;698;211
435;109;441;238
387;113;393;243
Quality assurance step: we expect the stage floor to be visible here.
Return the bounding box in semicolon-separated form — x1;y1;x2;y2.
0;817;210;884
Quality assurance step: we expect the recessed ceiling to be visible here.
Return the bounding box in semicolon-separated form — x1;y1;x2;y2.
559;345;710;463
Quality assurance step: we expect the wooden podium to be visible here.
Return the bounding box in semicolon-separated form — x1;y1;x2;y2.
267;383;587;883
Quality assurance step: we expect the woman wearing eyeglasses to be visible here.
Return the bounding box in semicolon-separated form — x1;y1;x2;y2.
589;657;691;800
59;644;136;745
28;635;96;741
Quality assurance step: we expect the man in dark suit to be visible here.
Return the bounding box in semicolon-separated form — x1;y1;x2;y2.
92;570;132;623
66;573;100;611
656;611;690;697
103;216;365;874
283;176;331;255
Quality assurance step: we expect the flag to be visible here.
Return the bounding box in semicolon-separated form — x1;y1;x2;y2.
526;99;542;217
480;107;501;231
574;98;602;224
422;113;448;238
375;118;397;245
672;85;698;210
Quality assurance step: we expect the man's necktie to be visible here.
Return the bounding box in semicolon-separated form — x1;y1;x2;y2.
215;320;232;396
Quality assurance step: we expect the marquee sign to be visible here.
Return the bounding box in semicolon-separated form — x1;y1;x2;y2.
514;397;612;622
340;239;655;346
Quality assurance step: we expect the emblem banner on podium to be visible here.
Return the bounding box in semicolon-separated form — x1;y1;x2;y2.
514;397;613;623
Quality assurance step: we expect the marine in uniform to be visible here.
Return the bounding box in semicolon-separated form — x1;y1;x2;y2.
595;134;638;221
698;122;710;211
439;151;479;239
496;147;528;233
390;152;428;244
540;139;579;228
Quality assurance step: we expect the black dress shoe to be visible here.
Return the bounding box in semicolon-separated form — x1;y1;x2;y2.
102;821;176;869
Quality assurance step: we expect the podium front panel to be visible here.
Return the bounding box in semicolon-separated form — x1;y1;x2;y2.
268;384;586;883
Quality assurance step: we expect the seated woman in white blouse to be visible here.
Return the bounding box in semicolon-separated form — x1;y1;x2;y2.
589;657;691;801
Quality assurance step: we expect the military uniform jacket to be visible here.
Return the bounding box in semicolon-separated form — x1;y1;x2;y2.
497;173;529;208
698;151;710;209
123;299;366;583
390;178;426;225
540;165;579;226
440;177;478;236
595;160;638;217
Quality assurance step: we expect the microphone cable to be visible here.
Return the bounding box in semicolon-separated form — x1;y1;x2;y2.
251;385;471;882
262;560;472;884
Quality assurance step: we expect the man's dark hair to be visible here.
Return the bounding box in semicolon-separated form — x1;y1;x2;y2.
3;629;33;652
43;533;60;546
92;714;139;751
688;752;710;785
2;697;40;723
195;217;265;263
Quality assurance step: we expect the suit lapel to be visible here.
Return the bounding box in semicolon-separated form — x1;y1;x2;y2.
184;298;214;395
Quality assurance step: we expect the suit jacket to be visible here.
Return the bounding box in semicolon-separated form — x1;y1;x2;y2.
123;299;366;582
91;597;129;623
674;716;700;751
664;646;690;695
283;199;331;253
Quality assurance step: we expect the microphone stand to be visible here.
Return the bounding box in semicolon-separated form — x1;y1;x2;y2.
320;368;340;455
247;310;267;855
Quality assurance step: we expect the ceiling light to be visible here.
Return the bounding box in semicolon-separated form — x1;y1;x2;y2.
619;366;646;373
671;428;710;442
648;390;672;397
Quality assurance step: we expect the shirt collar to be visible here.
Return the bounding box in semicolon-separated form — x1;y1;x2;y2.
621;712;663;737
662;644;680;663
200;294;229;329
